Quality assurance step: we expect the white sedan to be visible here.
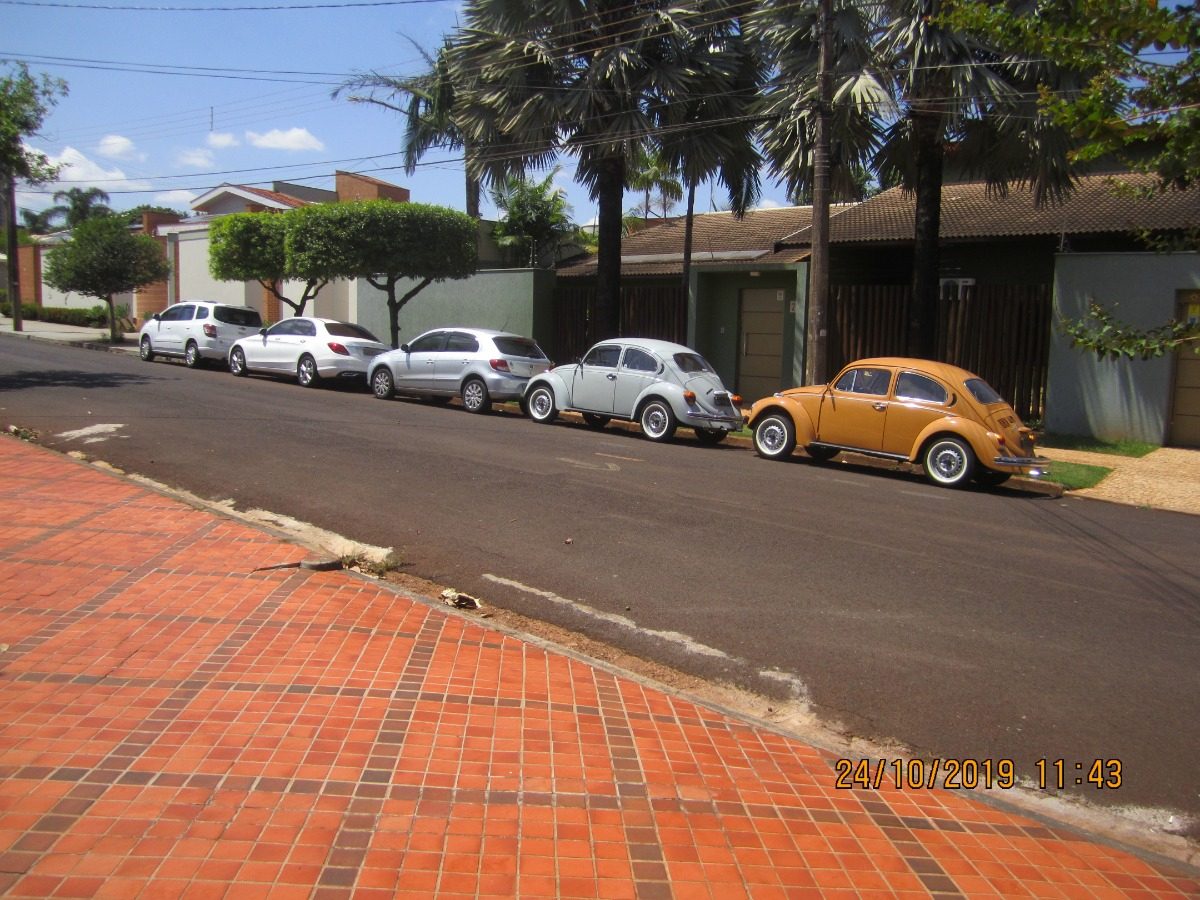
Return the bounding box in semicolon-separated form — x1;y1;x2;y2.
229;317;389;387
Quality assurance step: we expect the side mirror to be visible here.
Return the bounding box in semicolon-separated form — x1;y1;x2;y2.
258;327;267;336
151;313;161;322
400;343;410;353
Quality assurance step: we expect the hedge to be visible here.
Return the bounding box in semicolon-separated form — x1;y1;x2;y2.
0;302;110;327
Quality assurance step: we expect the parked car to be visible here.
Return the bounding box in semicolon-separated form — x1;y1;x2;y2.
367;327;551;413
138;300;263;368
228;317;389;387
524;338;744;443
746;357;1049;487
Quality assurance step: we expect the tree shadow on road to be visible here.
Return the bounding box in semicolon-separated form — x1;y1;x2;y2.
0;370;153;392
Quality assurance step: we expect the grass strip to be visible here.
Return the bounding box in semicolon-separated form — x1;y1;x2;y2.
1039;433;1158;458
1050;460;1113;491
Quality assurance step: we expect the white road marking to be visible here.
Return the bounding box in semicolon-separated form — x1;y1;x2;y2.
56;423;127;444
556;457;620;471
596;452;642;462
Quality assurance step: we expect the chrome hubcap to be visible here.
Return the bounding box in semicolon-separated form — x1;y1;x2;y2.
644;408;666;435
759;422;784;453
932;446;965;479
531;392;551;418
464;383;483;408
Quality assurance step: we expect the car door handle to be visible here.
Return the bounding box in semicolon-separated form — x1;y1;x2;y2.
872;402;887;411
606;373;617;380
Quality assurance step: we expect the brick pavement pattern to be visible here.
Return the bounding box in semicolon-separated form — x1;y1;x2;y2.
0;436;1196;899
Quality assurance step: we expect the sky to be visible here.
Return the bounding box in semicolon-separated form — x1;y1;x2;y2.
4;0;791;228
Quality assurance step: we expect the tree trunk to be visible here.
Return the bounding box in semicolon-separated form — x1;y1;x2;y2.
592;154;625;342
806;0;833;386
681;181;696;327
908;109;945;360
5;177;22;333
105;294;120;343
465;173;481;220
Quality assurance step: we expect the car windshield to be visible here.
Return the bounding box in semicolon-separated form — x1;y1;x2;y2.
326;322;381;342
673;352;715;375
964;378;1004;405
493;337;547;360
214;307;262;328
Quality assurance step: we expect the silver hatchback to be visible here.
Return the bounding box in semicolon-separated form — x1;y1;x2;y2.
367;327;551;413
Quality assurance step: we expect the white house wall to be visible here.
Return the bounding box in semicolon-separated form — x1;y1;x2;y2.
176;232;256;309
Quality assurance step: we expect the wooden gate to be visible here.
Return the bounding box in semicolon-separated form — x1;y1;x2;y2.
830;283;1052;422
551;284;686;363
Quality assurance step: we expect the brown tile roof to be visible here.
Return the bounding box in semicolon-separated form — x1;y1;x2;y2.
239;185;310;208
557;206;822;277
779;172;1200;246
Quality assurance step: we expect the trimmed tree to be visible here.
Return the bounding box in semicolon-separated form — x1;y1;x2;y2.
208;211;328;317
288;200;478;348
42;215;170;343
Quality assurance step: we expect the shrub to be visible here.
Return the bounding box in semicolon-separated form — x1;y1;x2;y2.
0;301;40;320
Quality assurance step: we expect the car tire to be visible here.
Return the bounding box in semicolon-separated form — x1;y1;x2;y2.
694;428;726;445
139;336;155;362
582;413;609;430
974;469;1012;487
371;367;394;400
805;445;840;462
229;347;248;377
639;399;677;442
184;341;204;369
297;355;320;388
924;436;975;488
526;385;557;423
461;377;490;414
753;413;796;460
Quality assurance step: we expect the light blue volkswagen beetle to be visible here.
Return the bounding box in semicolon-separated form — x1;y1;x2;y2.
522;338;744;443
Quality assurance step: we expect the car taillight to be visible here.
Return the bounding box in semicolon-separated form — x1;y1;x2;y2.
731;395;743;406
203;324;217;338
683;391;697;404
490;359;511;373
328;342;350;356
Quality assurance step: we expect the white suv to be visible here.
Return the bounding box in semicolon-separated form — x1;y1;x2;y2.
138;301;263;368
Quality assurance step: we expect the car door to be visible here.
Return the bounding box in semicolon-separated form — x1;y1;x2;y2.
612;347;662;417
883;370;953;455
391;331;446;392
569;344;623;412
431;332;480;395
260;319;310;371
156;304;194;353
816;365;894;452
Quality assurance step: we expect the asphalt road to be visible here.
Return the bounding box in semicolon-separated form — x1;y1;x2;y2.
2;336;1199;826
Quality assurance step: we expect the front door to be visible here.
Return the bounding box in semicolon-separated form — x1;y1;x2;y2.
738;288;785;402
1170;291;1200;447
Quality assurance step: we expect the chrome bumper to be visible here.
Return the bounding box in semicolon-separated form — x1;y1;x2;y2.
993;454;1051;469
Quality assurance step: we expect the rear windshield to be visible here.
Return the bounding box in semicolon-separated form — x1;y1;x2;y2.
964;378;1004;405
326;322;381;342
493;337;547;359
673;352;715;374
214;306;263;328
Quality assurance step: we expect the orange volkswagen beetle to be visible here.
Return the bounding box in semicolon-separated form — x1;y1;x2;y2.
746;358;1049;488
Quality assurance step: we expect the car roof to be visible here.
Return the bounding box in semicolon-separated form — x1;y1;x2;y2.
590;337;700;357
420;327;533;340
843;357;982;383
178;300;257;310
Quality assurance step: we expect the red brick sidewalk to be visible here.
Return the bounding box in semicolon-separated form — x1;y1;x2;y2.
0;436;1196;899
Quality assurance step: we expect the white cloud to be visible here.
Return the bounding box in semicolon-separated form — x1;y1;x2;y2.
755;198;784;210
153;189;198;208
206;132;239;150
45;147;152;193
97;135;144;162
176;148;215;168
245;127;324;152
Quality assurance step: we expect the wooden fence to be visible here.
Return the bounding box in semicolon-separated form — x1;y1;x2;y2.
552;284;686;363
831;283;1052;421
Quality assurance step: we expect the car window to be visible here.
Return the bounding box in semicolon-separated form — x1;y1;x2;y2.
213;306;263;328
492;337;547;359
673;352;715;374
194;306;209;320
297;320;317;337
268;320;304;336
326;322;381;342
621;347;659;373
895;372;948;404
965;378;1004;404
582;345;621;368
834;367;892;396
445;332;480;353
409;332;446;353
161;305;193;322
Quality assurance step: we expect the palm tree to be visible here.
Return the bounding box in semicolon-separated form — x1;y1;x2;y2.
451;0;757;342
626;148;683;219
490;167;582;268
340;39;480;218
48;186;112;228
19;206;60;234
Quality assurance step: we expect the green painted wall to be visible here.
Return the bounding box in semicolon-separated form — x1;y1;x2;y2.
356;268;556;349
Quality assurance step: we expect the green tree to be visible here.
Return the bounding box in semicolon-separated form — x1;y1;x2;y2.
289;200;478;348
42;215;170;343
451;0;756;342
626;148;684;219
955;0;1199;358
123;204;185;226
19;207;59;234
490;168;583;268
48;186;112;228
340;39;481;218
1;61;67;332
208;211;327;317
